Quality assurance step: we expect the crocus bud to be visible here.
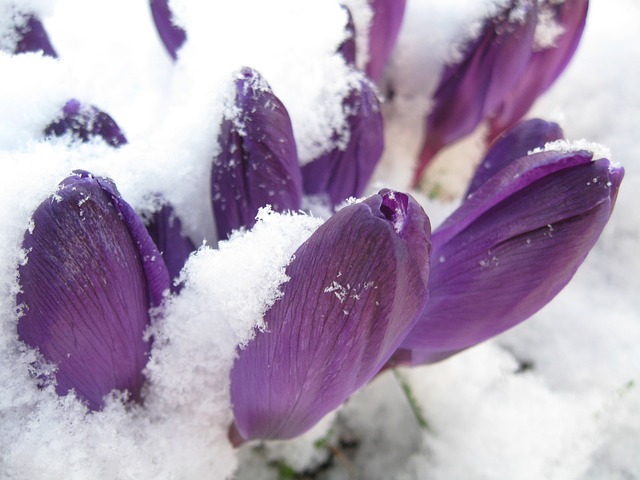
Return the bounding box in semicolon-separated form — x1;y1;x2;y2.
337;5;356;66
211;67;302;239
17;171;170;410
414;0;538;185
6;13;58;57
150;0;186;60
145;201;196;291
44;99;128;148
366;0;407;82
398;147;623;365
301;75;383;208
231;189;431;441
466;118;564;196
488;0;589;141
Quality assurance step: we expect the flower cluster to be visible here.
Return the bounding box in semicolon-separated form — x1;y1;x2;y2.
6;0;623;452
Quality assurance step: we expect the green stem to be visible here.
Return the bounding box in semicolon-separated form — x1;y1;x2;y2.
392;369;430;431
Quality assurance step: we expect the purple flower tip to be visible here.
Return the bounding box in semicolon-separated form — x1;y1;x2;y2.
301;75;384;208
11;14;58;58
44;99;128;147
231;189;431;440
400;148;623;365
17;171;170;410
150;0;187;60
211;67;302;239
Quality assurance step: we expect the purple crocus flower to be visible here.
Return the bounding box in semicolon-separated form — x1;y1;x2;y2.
44;99;128;148
17;171;170;411
397;144;623;365
414;0;588;185
488;0;589;141
414;0;538;185
145;202;196;291
230;189;431;441
150;0;187;60
9;14;58;57
211;67;302;239
301;76;384;208
366;0;407;82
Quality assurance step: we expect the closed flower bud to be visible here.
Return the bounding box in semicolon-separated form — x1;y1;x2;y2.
488;0;589;141
399;146;623;365
415;0;538;184
17;171;170;410
301;75;384;208
211;67;302;239
231;189;431;441
44;99;128;148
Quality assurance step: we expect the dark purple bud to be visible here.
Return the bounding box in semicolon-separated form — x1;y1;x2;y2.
150;0;186;60
44;99;128;148
17;171;171;411
301;76;384;208
414;1;538;185
337;5;356;66
11;14;58;57
231;189;431;441
145;201;196;292
488;0;589;141
366;0;407;82
466;118;564;196
399;149;623;365
211;67;302;239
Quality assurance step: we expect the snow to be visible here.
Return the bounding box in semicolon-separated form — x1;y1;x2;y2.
1;0;639;478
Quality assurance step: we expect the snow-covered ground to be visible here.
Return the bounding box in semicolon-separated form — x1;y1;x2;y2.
1;0;638;478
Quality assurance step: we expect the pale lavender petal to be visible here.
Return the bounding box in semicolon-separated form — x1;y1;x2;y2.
488;0;589;140
231;189;431;441
150;0;186;60
44;99;128;148
414;1;538;185
400;152;623;364
17;171;170;410
301;76;383;207
211;68;302;239
366;0;407;81
466;118;564;196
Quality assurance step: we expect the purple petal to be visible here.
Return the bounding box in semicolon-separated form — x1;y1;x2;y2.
337;5;356;66
231;189;431;441
145;201;196;291
400;151;623;364
488;0;589;140
211;67;302;239
466;118;564;196
301;76;384;208
12;14;58;58
44;99;128;148
414;1;538;185
366;0;407;82
17;171;170;410
150;0;186;60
